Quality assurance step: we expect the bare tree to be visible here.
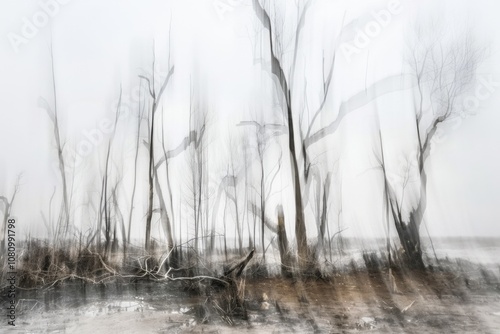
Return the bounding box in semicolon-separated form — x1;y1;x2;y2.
99;89;122;257
140;44;175;252
141;103;176;258
39;44;70;238
188;109;208;254
213;130;273;259
158;107;177;264
242;137;254;249
276;204;292;276
153;164;174;251
314;171;331;260
256;122;282;261
149;98;207;261
111;181;127;257
222;170;230;261
227;135;244;255
372;127;400;291
250;1;415;266
126;83;146;249
333;174;344;259
251;0;310;263
392;24;484;268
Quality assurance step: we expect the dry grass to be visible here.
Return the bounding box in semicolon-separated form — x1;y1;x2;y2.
16;239;120;288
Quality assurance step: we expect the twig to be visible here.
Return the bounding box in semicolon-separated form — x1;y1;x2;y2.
401;300;416;313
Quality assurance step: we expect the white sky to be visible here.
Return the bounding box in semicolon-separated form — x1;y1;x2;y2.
0;0;499;245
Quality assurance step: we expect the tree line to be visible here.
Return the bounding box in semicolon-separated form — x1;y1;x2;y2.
1;1;484;277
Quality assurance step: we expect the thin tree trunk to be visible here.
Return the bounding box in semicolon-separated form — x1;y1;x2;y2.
97;177;105;252
127;102;142;247
145;101;156;252
142;62;175;253
379;129;425;269
103;145;111;257
260;157;266;261
46;45;70;237
277;205;291;277
319;173;331;260
223;194;228;262
231;167;243;255
154;170;174;251
252;0;309;266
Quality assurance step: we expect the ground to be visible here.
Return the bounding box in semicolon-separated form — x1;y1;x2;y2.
4;260;500;333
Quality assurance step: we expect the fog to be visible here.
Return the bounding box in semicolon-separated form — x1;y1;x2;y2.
1;0;499;246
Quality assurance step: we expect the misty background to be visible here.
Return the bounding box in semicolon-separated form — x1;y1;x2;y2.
0;0;499;248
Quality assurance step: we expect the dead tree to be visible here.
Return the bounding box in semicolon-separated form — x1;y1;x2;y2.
151;105;206;261
276;205;292;277
222;178;229;261
155;108;177;265
228;136;244;255
316;172;332;260
141;99;175;256
333;174;344;258
393;23;484;268
39;45;70;238
186;101;208;255
127;84;146;248
154;172;174;252
211;140;247;257
242;137;254;249
210;138;245;257
212;172;279;258
145;109;174;256
250;1;417;267
141;105;180;259
239;121;282;261
140;46;175;252
111;182;127;257
100;89;122;257
372;126;399;269
223;248;255;279
251;0;309;263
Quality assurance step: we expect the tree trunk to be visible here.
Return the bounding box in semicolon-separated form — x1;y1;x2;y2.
231;175;243;255
145;103;156;252
154;171;174;251
251;0;308;267
277;205;292;277
394;143;429;269
127;111;141;247
393;217;425;269
287;100;308;265
260;160;266;261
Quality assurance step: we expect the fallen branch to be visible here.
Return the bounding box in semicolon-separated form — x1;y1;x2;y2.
401;300;416;313
224;249;255;278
